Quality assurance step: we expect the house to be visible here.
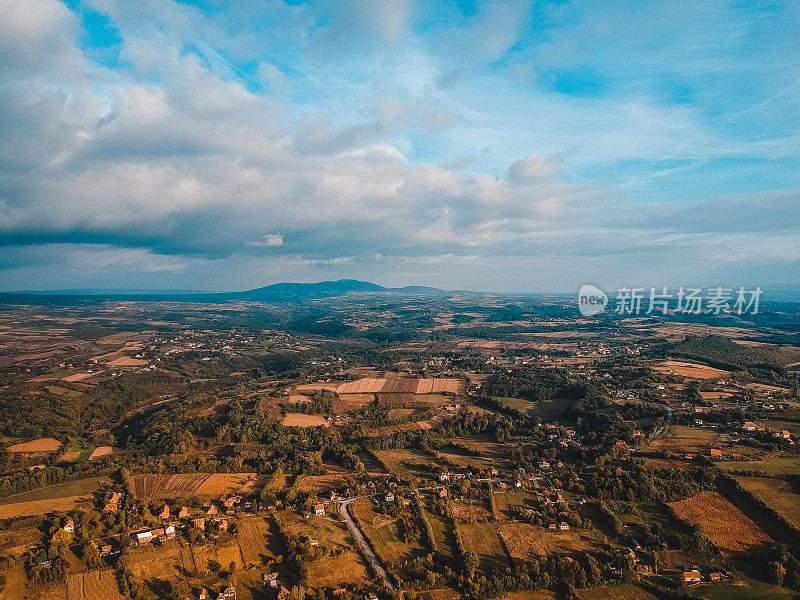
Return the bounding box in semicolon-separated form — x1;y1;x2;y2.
192;518;206;530
709;448;722;458
178;506;189;519
100;545;112;556
490;467;499;477
222;586;236;599
683;571;701;584
385;493;395;503
133;530;153;546
782;431;792;440
159;504;170;520
743;422;758;432
559;522;570;531
314;503;325;516
548;523;557;530
199;589;209;600
709;572;721;582
438;472;450;482
364;594;378;600
206;504;218;516
218;519;228;532
63;519;75;534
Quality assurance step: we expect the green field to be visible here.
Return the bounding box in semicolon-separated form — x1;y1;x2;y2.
762;421;800;437
0;476;111;505
689;577;797;600
734;476;800;529
718;457;800;476
527;397;575;422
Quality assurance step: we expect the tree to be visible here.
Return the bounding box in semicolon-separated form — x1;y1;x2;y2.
772;562;787;587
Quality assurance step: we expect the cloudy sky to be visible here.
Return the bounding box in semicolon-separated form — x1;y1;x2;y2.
1;0;799;293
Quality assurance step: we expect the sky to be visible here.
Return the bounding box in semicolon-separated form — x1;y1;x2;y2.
1;0;799;293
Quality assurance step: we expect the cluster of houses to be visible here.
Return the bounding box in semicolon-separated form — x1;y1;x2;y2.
197;585;237;600
131;497;246;546
681;568;729;585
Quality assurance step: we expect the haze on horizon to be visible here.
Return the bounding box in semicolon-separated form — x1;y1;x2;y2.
1;0;799;294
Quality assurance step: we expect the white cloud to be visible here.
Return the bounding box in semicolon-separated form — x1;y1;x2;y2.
247;234;284;247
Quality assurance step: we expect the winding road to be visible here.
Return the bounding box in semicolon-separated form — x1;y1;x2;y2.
339;497;397;593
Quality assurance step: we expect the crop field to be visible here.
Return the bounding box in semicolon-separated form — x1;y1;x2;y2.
306;552;370;587
282;413;330;427
0;525;40;557
458;523;508;573
276;510;354;551
493;491;537;521
687;576;797;600
0;476;109;518
423;509;455;558
335;393;374;412
296;463;351;493
350;498;422;564
132;473;211;499
733;476;800;529
67;570;126;600
577;585;660;600
7;437;63;453
450;500;492;522
236;516;275;566
668;491;772;555
336;377;464;395
761;421;800;437
372;449;441;479
131;473;256;499
88;446;115;460
195;473;257;496
717;456;800;476
645;426;738;456
653;360;730;379
496;523;601;558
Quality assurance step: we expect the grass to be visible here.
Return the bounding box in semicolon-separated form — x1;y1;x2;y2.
761;421;800;437
526;397;575;422
688;576;797;600
718;457;800;476
733;476;800;530
494;397;535;413
458;522;508;573
0;476;110;505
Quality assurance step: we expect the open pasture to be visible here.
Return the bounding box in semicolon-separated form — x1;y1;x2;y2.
67;570;126;600
282;413;330;427
458;523;508;573
733;476;800;530
653;360;729;379
668;491;771;555
8;437;63;453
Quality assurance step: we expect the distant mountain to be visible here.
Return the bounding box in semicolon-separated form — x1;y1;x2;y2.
0;279;455;305
231;279;385;300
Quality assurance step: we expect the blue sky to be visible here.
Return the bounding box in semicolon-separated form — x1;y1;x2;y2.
1;0;799;292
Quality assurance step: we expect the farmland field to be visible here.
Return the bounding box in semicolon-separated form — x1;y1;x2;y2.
653;360;730;379
0;477;109;518
132;473;256;499
67;569;126;600
688;576;797;600
349;498;423;564
306;552;370;587
717;457;800;476
458;523;507;572
372;448;441;480
668;491;772;555
733;476;800;529
282;413;330;428
7;437;63;453
577;585;660;600
496;523;601;558
236;516;275;566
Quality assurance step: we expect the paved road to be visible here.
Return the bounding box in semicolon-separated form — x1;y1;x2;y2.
339;497;397;593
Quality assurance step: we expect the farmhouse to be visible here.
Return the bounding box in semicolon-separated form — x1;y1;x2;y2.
159;504;170;520
709;448;722;457
133;530;153;546
63;518;75;533
682;571;701;584
314;503;325;516
385;493;395;503
743;422;758;432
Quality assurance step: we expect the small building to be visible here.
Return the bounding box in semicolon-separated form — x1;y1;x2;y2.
63;519;75;533
218;519;228;532
743;422;758;432
548;523;557;530
314;503;325;516
709;448;722;458
683;571;701;584
199;589;209;600
133;530;153;546
159;504;170;520
559;522;569;531
206;504;218;516
490;467;499;477
709;572;721;582
438;472;450;482
178;506;189;519
192;518;206;530
385;493;395;503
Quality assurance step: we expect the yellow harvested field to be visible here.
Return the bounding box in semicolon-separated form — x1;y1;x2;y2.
0;496;91;519
63;372;96;382
282;413;330;428
336;377;464;395
496;523;601;557
668;491;771;554
8;438;63;453
284;394;311;403
306;552;370;587
131;472;259;500
106;356;148;367
237;516;275;566
337;378;387;394
195;473;257;496
88;446;115;460
653;360;729;379
295;382;339;392
67;570;126;600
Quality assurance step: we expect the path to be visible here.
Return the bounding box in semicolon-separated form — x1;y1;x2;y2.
339;497;397;593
